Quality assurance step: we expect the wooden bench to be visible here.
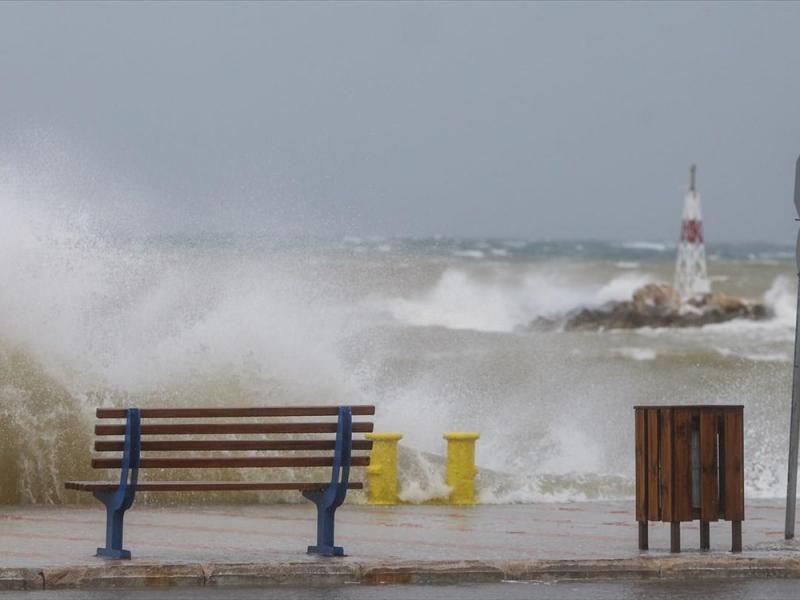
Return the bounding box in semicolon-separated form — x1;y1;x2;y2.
65;405;374;559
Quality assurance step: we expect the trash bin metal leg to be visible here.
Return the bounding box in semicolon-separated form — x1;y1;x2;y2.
638;521;648;550
732;521;742;553
700;520;710;550
670;522;681;553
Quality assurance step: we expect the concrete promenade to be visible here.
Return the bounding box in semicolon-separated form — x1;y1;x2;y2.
2;500;800;590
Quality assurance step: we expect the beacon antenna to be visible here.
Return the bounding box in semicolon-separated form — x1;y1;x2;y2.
674;164;711;301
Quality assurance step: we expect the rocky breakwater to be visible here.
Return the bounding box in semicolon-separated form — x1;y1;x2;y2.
564;283;770;331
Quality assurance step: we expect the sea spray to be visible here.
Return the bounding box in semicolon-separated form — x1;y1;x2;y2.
0;182;371;502
0;177;797;503
384;267;653;333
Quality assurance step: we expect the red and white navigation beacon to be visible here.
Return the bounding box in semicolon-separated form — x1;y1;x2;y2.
674;164;711;301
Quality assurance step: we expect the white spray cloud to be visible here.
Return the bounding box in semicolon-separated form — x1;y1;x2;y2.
385;268;652;332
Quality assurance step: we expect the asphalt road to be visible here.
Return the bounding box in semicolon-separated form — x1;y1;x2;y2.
4;580;800;600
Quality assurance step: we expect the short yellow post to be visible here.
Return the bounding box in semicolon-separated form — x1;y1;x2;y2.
443;432;480;505
365;432;403;505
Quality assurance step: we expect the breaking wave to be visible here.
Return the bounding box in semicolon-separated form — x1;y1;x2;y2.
0;183;374;503
385;269;653;332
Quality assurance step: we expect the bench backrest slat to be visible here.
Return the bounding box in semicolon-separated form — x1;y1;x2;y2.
95;422;374;436
95;440;374;452
96;406;376;419
92;456;372;469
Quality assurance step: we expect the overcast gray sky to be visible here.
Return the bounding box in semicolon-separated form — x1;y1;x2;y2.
1;1;799;242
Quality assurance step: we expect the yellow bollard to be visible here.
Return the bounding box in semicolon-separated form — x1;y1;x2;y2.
365;432;403;505
443;432;480;505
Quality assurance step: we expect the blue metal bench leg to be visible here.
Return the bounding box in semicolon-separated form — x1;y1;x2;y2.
93;407;140;560
304;491;343;556
94;492;131;559
303;406;351;557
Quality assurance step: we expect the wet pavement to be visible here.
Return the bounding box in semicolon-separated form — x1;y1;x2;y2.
0;499;797;569
4;580;800;600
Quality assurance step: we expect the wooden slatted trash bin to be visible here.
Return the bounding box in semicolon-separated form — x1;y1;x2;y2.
634;405;744;553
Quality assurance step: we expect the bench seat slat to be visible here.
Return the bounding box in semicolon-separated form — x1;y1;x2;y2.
94;440;374;452
92;456;371;469
95;422;374;436
97;406;376;419
65;480;364;492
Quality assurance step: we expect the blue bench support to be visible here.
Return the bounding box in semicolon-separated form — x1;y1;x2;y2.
303;405;352;556
93;408;140;559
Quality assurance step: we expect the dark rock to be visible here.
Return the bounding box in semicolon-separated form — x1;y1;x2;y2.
562;283;770;331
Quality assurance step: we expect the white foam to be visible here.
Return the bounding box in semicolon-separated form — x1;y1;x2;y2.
615;347;657;361
538;422;604;474
397;449;451;504
452;249;485;259
386;269;652;333
616;241;670;252
593;273;652;305
743;352;791;363
765;276;796;324
714;347;789;363
697;276;794;337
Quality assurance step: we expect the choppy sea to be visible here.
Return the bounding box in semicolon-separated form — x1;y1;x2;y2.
0;205;796;504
